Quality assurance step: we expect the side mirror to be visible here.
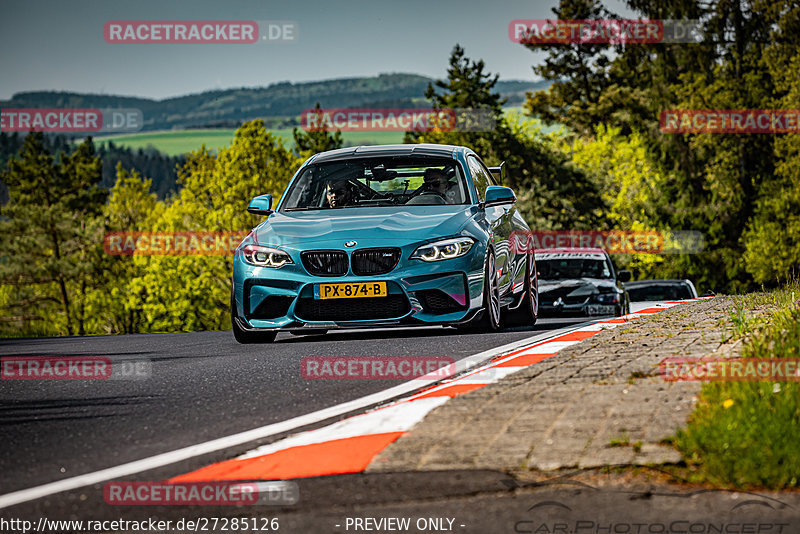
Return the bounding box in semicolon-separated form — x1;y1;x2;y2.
483;185;516;207
617;270;632;283
247;194;273;216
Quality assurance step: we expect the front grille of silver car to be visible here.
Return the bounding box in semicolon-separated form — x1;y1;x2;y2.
351;248;401;276
301;250;348;276
541;287;588;305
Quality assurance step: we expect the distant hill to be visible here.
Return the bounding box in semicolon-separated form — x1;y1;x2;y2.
0;73;550;132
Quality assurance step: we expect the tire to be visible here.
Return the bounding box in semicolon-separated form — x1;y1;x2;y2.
507;253;538;327
231;290;277;344
478;250;502;331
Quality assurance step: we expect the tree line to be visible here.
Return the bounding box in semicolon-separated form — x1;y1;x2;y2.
414;0;799;295
0;133;185;202
0;123;326;336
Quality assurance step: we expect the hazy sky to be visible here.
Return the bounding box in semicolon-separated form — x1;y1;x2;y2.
0;0;634;100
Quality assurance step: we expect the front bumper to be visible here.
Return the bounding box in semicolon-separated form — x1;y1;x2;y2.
233;241;487;330
538;297;621;317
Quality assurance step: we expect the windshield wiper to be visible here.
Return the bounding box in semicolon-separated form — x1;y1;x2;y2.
283;207;322;212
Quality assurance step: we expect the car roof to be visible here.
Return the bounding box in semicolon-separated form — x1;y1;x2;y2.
310;144;466;163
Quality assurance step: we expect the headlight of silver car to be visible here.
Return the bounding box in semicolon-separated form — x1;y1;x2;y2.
242;244;293;268
595;292;620;304
411;237;475;262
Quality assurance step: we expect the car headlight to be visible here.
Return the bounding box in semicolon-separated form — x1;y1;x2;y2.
411;237;475;262
595;293;620;304
241;244;293;268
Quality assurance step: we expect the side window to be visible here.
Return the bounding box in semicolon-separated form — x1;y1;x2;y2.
467;156;495;201
603;260;612;278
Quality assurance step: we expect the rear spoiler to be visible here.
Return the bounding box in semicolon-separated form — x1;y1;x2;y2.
488;161;507;185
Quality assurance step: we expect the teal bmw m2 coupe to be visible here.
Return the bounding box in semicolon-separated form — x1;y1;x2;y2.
231;144;537;343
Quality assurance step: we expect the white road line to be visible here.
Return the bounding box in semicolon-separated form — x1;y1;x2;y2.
238;397;450;460
214;307;680;466
0;326;581;510
447;366;527;384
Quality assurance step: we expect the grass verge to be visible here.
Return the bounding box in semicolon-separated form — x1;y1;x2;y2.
675;282;800;489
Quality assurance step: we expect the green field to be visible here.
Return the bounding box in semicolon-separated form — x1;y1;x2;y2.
94;129;240;156
93;129;406;156
91;109;559;157
503;107;563;134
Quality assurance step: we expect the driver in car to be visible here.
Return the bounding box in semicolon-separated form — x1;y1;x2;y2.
325;179;355;208
422;168;457;204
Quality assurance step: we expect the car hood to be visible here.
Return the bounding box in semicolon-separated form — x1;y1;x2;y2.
252;205;475;247
538;278;619;298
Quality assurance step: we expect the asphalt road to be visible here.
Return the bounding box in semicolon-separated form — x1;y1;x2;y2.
3;309;792;529
0;319;582;499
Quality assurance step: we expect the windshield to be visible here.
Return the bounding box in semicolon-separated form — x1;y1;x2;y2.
628;284;693;301
280;157;470;211
537;258;613;280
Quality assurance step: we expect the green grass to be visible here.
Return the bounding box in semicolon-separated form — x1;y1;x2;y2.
94;129;238;156
90;108;557;157
628;370;651;384
609;434;631;447
608;434;643;453
502;107;564;135
675;282;800;489
93;129;407;156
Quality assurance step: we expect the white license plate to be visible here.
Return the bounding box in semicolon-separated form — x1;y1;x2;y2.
586;304;616;316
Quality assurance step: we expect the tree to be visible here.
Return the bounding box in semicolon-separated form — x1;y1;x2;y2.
523;0;616;136
407;45;606;230
741;2;800;283
0;133;106;335
293;102;344;156
563;124;671;276
405;44;507;178
133;120;304;332
521;0;790;293
85;163;161;334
